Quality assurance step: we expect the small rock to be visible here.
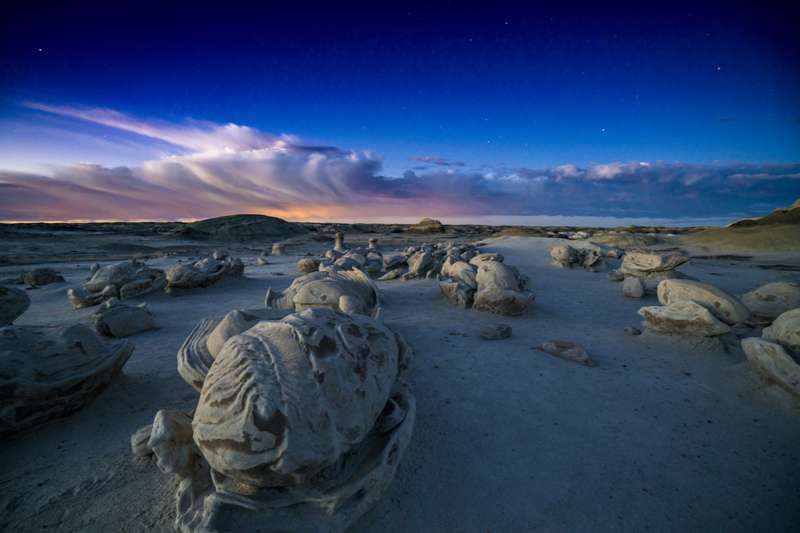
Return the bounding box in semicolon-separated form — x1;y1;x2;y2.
537;340;594;366
623;277;644;298
479;324;512;340
607;270;625;282
624;326;642;336
23;267;65;287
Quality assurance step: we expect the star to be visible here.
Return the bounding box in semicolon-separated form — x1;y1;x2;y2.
601;128;606;132
716;66;722;71
37;48;43;52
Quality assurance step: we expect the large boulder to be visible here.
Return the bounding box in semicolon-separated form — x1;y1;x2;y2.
92;300;155;338
135;308;415;532
741;337;800;397
0;286;30;326
619;251;688;276
472;262;534;316
0;324;134;437
762;308;800;356
266;269;381;318
657;279;750;325
166;255;243;291
638;300;731;336
741;282;800;322
68;260;166;308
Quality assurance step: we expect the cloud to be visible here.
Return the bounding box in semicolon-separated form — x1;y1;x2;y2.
410;155;466;167
2;104;800;221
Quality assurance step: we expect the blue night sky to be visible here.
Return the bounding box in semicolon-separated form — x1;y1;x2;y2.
1;2;799;222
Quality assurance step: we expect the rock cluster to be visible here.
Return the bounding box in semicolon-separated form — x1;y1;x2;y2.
135;307;414;532
166;252;243;292
613;250;690;290
638;279;750;336
439;250;534;316
0;324;134;437
741;308;800;397
68;260;166;309
549;243;609;271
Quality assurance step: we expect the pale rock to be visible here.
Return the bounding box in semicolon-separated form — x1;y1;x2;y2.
623;277;644;298
762;308;800;356
741;337;800;397
638;300;731;336
657;279;750;325
741;282;800;322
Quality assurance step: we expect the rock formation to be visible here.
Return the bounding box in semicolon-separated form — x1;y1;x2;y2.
1;286;30;326
0;324;133;437
23;267;65;287
296;257;321;274
762;308;800;356
638;300;731;336
92;299;155;338
166;254;243;292
657;279;750;325
68;260;166;309
135;307;414;533
266;268;381;318
623;276;644;298
439;254;533;316
334;231;346;252
612;250;690;289
549;244;606;271
741;282;800;323
741;337;800;398
537;340;594;366
408;217;445;233
270;242;284;255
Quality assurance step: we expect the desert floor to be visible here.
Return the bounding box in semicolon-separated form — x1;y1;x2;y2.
1;235;799;532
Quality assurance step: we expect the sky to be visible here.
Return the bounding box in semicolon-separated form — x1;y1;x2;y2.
1;2;799;223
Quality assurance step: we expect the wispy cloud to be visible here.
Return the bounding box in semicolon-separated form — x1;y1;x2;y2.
2;104;799;221
410;155;466;167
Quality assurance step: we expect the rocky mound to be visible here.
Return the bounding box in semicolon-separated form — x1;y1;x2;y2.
729;198;800;228
408;218;445;233
176;214;308;241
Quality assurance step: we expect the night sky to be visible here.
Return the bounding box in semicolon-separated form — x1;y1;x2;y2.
1;2;799;222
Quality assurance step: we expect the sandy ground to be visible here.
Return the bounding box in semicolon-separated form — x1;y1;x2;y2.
1;236;799;532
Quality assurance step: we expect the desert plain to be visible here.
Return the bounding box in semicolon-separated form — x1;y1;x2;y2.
1;212;799;532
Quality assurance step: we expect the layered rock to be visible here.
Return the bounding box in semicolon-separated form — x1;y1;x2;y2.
741;337;800;397
657;279;750;325
1;286;30;326
266;268;381;318
762;308;800;356
135;308;414;532
439;256;533;316
638;300;731;336
741;282;800;322
0;324;133;437
92;299;155;338
68;260;166;308
166;254;243;292
549;244;605;271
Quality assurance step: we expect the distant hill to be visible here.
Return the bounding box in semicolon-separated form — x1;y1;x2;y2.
175;214;308;241
681;199;800;252
408;217;445;233
729;199;800;227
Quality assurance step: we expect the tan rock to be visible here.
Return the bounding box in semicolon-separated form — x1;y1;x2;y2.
741;282;800;322
638;301;731;336
657;279;750;325
623;277;644;298
537;340;594;366
762;308;800;356
619;251;688;275
741;337;800;397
